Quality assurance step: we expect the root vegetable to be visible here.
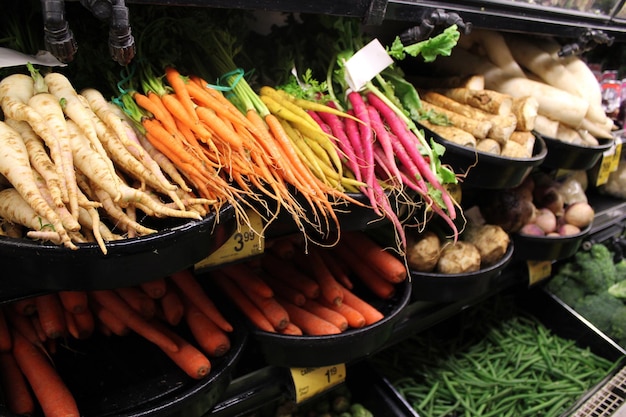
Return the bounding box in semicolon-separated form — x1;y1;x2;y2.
534;208;558;233
563;202;594;229
406;231;441;272
476;138;501;155
479;189;536;233
465;224;510;265
436;241;481;274
520;223;545;236
559;224;581;236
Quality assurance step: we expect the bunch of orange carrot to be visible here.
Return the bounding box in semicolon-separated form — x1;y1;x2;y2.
210;230;408;336
0;271;233;417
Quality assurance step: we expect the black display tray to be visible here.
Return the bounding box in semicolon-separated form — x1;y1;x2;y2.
538;133;614;171
0;319;248;417
422;124;547;189
512;224;591;261
0;204;236;301
251;279;412;368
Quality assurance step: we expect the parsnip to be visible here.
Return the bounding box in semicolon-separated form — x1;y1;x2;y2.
0;121;75;249
420;101;492;139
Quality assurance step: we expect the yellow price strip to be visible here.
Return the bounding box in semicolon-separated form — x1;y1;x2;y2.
527;260;552;286
195;209;265;270
289;364;347;403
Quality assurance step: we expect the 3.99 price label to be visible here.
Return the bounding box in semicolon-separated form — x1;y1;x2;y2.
289;364;347;403
194;209;264;270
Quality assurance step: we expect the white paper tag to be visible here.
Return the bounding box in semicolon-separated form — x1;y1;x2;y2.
0;48;66;68
344;38;393;91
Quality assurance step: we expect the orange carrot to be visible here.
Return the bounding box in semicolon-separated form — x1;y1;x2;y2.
184;302;231;357
262;273;307;306
321;299;366;329
159;286;185;326
11;297;37;316
318;248;354;290
5;308;41;347
90;290;178;352
268;237;297;259
333;243;396;299
169;269;233;333
0;351;35;416
220;263;274;299
340;284;385;326
64;309;78;339
241;287;289;331
34;293;66;339
115;287;157;320
165;66;199;123
301;298;348;331
280;322;303;336
211;270;275;333
0;308;11;352
186;78;255;130
58;290;89;314
342;232;407;283
134;91;177;134
30;314;47;343
195;106;244;151
161;93;212;141
261;251;320;299
11;329;80;417
152;321;211;379
68;310;95;340
280;301;342;336
294;247;344;306
140;277;168;299
91;300;129;336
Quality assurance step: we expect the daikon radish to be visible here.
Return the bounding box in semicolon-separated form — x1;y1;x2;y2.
461;29;526;78
489;76;589;128
0;121;75;249
579;117;614;140
420;101;492;139
533;115;559;138
556;123;587;145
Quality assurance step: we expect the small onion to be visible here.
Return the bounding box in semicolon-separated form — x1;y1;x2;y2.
519;223;545;236
563;202;595;229
534;208;557;234
558;224;581;236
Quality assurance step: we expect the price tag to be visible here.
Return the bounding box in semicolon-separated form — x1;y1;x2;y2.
527;260;552;286
609;136;623;172
344;39;393;92
194;209;264;270
289;364;347;403
595;149;615;186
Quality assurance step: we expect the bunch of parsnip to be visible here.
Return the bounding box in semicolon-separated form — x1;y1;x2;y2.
0;66;214;253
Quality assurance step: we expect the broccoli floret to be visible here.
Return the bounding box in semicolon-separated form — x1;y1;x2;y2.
615;259;626;283
574;292;624;334
571;244;617;293
609;281;626;299
611;306;626;344
552;282;586;307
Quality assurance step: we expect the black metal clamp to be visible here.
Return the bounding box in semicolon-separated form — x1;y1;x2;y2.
41;0;136;66
558;28;614;57
399;8;472;44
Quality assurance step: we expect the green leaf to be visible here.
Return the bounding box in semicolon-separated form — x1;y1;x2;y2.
388;24;460;63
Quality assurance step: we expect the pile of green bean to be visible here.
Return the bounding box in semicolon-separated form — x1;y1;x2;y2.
371;295;620;417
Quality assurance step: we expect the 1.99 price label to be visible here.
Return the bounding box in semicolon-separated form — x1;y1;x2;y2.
195;210;264;270
290;364;347;403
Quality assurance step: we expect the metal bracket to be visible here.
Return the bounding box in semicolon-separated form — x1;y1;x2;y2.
558;28;614;57
399;8;472;44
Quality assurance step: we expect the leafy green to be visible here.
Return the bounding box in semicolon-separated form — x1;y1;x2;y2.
388;25;460;62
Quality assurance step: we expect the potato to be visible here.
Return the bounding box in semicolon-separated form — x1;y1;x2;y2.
406;231;441;272
465;224;510;265
436;241;481;274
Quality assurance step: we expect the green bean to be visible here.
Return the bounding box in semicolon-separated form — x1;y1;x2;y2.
417;381;440;411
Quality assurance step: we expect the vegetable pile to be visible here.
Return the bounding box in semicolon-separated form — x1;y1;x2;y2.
210;230;407;335
370;294;618;417
546;241;626;347
0;270;235;417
